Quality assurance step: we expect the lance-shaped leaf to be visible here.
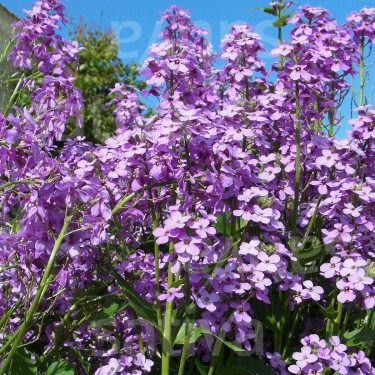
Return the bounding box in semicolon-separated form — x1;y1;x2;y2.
111;269;160;332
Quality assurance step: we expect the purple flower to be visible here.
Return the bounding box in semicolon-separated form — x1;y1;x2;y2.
252;206;273;224
230;300;252;324
196;289;219;312
329;351;351;375
158;286;184;302
340;258;367;276
271;44;294;57
256;252;280;273
290;64;311;81
189;218;216;238
95;358;123;375
336;280;356;303
239;240;260;256
363;288;375;309
175;237;200;256
134;353;154;372
165;211;191;230
348;268;373;290
250;271;272;291
292;346;318;368
301;280;324;301
320;256;342;278
316;149;339;167
323;223;354;243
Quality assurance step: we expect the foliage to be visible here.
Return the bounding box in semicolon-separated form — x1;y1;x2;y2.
66;18;146;143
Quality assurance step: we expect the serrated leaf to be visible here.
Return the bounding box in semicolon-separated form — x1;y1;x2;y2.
9;351;37;375
344;327;375;346
46;361;75;375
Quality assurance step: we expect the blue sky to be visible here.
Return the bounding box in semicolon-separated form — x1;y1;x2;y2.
3;0;373;64
2;0;375;137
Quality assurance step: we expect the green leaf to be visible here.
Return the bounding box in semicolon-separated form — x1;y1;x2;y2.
272;10;294;28
225;356;276;375
46;361;75;375
67;346;91;374
296;241;334;266
320;306;338;321
139;239;154;253
170;278;185;289
171;304;186;345
195;359;208;375
174;326;245;352
248;7;265;13
344;327;375;346
9;351;37;375
194;327;245;352
174;323;203;345
239;218;248;230
111;270;160;332
272;19;285;28
263;7;278;16
252;300;275;329
214;212;231;235
224;366;253;375
90;297;128;327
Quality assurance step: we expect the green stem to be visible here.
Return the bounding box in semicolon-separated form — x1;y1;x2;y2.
282;304;302;359
325;294;337;340
4;73;25;117
177;263;192;375
111;180;177;215
0;179;40;190
274;291;286;353
292;81;301;236
359;34;365;107
0;214;73;373
161;243;175;375
149;194;163;333
300;195;323;251
0;39;15;68
340;303;353;336
333;302;343;336
0;300;21;329
132;310;145;355
328;83;335;137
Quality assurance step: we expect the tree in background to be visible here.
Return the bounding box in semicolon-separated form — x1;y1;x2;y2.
66;17;146;143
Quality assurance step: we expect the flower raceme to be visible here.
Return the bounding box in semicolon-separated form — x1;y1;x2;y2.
1;1;375;375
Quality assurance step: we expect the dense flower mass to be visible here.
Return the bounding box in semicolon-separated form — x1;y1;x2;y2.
1;0;375;374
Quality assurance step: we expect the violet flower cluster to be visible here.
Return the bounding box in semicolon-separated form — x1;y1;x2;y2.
1;1;375;374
